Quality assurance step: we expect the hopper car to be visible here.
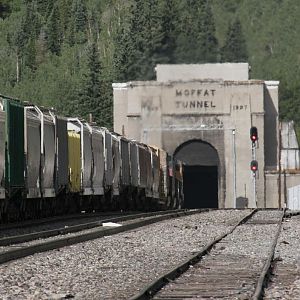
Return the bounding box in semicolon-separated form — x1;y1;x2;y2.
0;96;183;222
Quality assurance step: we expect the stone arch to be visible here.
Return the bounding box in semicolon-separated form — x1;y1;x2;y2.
174;139;222;208
174;139;220;166
162;128;226;208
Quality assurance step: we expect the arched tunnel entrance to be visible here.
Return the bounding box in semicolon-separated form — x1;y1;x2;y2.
174;140;219;208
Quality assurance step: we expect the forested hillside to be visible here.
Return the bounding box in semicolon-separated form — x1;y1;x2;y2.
0;0;299;130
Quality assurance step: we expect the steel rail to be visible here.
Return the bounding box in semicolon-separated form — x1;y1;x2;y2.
0;209;190;246
0;209;208;265
129;209;257;300
0;211;126;230
284;210;300;218
252;209;286;300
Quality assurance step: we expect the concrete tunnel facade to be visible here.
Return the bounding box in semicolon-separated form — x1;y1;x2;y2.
113;63;281;208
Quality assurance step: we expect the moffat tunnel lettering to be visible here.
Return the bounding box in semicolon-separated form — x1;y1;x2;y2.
175;100;216;109
176;89;216;97
175;89;217;110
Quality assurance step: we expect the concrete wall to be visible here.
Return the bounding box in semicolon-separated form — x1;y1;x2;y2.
113;83;128;136
281;121;300;170
265;172;300;208
264;81;279;170
113;64;280;208
113;79;277;208
156;63;249;82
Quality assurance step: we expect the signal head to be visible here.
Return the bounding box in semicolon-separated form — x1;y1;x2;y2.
250;127;258;142
250;160;258;172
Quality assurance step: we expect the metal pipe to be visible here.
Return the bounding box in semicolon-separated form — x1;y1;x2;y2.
34;106;44;155
232;129;237;208
48;110;56;125
278;124;282;208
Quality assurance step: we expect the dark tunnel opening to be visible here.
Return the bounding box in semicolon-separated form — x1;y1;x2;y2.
183;165;218;209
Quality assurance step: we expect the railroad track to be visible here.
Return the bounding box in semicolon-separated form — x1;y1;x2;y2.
263;213;300;299
130;209;285;300
0;209;207;265
0;211;126;231
0;210;182;244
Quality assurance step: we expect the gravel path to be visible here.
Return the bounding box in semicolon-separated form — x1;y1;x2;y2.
264;215;300;299
0;209;249;300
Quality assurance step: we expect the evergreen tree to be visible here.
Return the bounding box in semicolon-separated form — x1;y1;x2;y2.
6;2;41;83
113;0;178;81
198;2;219;62
47;5;61;55
72;0;88;33
136;0;163;79
36;0;54;18
22;1;41;40
174;0;219;63
79;42;111;127
158;0;178;63
0;0;11;19
221;19;248;62
125;0;147;79
113;23;134;81
68;0;88;44
113;1;143;81
67;24;76;47
174;0;197;63
24;38;37;71
58;0;73;40
138;0;178;79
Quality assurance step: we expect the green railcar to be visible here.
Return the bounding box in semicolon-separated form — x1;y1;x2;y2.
4;97;25;196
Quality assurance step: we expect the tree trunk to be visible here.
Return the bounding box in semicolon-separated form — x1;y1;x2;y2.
16;53;20;83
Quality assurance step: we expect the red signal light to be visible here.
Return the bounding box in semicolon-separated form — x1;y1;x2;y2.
250;160;258;172
250;127;258;143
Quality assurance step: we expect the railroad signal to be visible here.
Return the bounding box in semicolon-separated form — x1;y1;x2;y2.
250;127;258;143
250;160;258;173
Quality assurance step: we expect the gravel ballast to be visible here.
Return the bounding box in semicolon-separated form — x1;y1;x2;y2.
154;210;283;299
0;209;249;300
264;215;300;299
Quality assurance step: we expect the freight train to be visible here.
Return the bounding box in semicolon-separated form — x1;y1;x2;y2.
0;95;184;222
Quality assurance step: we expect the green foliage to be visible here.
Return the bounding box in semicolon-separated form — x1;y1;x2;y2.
174;0;218;63
113;24;132;82
36;0;54;18
1;0;300;131
199;1;219;62
113;0;178;81
22;1;41;40
0;0;12;19
24;38;37;71
211;0;300;125
72;0;88;33
221;19;248;62
78;42;102;122
46;4;61;55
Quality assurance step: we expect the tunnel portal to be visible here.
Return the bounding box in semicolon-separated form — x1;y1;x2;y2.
174;140;219;208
